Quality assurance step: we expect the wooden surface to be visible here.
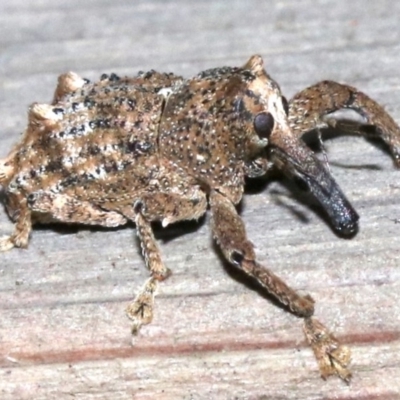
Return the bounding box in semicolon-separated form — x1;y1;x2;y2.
1;1;400;399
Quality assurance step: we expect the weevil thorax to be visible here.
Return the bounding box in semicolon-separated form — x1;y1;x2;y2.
158;55;290;198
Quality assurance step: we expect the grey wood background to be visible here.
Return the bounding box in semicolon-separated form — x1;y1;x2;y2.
1;1;400;399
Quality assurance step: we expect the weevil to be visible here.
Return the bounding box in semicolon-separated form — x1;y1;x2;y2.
1;55;400;381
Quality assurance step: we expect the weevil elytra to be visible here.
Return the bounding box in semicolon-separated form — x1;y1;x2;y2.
1;55;400;381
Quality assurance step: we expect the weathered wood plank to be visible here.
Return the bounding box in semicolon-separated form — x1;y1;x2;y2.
1;0;400;398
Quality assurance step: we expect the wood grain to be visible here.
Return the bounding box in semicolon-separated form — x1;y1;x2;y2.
1;1;400;399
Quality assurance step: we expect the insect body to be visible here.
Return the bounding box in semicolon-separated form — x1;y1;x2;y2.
1;55;399;381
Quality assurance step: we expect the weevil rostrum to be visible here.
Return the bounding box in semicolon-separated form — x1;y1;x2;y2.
1;55;400;382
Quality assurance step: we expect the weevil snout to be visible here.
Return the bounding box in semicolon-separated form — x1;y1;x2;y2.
292;166;359;236
268;144;359;236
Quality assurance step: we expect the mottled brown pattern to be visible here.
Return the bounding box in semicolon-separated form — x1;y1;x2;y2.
1;54;400;383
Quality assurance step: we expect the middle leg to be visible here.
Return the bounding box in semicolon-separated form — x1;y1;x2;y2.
110;188;208;334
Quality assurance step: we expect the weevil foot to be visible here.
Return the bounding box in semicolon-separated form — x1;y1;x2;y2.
126;277;158;335
0;235;16;252
303;317;352;383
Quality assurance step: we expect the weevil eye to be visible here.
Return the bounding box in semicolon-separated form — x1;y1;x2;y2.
254;112;274;138
281;96;289;116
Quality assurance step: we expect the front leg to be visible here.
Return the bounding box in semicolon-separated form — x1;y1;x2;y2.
210;190;314;317
209;190;352;381
289;80;400;166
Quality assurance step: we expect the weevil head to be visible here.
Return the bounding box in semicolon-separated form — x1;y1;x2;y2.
235;55;360;235
226;54;292;176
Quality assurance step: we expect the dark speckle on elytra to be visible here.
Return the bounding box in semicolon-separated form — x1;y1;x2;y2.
127;99;136;110
84;97;96;109
52;107;64;115
143;70;155;80
88;145;101;156
109;73;120;82
126;140;152;155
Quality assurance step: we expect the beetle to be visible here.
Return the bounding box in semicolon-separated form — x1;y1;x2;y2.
1;55;399;381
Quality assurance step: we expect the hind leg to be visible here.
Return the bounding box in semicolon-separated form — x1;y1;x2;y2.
0;192;32;252
27;191;128;227
1;190;127;251
289;80;400;166
0;154;29;251
0;155;16;184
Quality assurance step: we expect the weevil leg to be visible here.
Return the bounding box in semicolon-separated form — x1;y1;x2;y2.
209;190;314;317
115;189;207;334
126;206;171;334
209;190;352;381
303;318;352;383
0;154;16;185
0;191;128;251
0;192;32;252
27;191;128;227
133;191;207;227
289;80;400;166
